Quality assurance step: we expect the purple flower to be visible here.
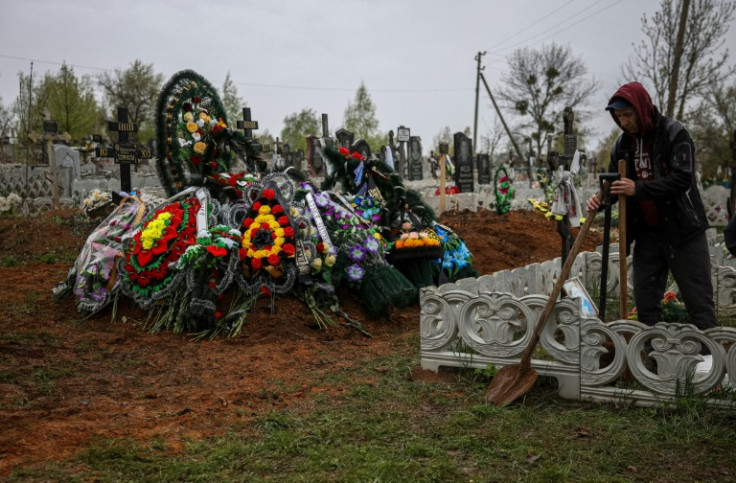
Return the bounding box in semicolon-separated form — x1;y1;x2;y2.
348;245;366;262
347;264;365;282
364;237;379;253
315;192;330;207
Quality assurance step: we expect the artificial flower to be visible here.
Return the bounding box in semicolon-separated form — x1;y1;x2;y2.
347;264;365;282
348;245;367;262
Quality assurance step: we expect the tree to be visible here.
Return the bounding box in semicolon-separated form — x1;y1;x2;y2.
0;96;15;162
480;117;506;160
689;77;736;180
622;0;735;121
343;82;380;146
498;43;599;163
221;71;245;126
33;64;100;143
281;108;320;153
97;60;164;142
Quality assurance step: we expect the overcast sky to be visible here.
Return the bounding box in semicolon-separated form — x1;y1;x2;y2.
1;0;734;155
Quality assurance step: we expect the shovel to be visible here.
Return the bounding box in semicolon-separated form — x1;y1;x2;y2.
618;159;628;318
486;191;602;406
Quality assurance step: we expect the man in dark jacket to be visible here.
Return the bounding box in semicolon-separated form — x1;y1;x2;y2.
586;82;717;337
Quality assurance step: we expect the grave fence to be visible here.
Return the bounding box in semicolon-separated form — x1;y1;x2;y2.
420;232;736;408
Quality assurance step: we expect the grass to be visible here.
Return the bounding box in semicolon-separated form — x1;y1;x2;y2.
32;366;77;394
9;351;736;481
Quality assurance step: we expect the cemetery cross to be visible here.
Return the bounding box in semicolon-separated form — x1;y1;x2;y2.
98;107;140;196
556;107;576;265
27;107;72;209
237;107;260;172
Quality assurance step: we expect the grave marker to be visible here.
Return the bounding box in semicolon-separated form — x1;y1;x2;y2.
306;135;324;176
396;125;410;178
351;139;372;160
407;135;423;181
477;153;491;184
27;107;72;209
237;107;262;172
453;132;474;193
335;128;355;150
96;107;140;194
439;142;449;213
272;137;284;169
282;142;292;169
237;107;259;138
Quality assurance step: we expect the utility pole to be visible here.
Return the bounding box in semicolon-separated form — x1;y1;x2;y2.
26;61;33;192
667;0;690;118
473;51;486;156
479;72;525;165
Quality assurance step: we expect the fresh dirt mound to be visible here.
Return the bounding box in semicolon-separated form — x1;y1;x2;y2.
0;207;604;474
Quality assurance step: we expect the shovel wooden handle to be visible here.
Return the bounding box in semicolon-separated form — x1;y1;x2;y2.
516;191;604;368
618;159;627;318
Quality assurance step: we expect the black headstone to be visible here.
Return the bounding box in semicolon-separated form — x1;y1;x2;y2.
282;143;292;168
407;136;423;181
335;128;355;150
477;153;491;184
350;139;372;160
453;132;474;193
306;135;324;176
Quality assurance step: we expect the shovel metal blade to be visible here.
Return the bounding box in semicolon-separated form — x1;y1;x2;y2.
485;363;538;407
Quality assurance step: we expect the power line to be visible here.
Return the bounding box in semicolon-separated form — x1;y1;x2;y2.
489;0;577;51
523;0;624;51
0;53;111;73
0;53;473;94
492;0;622;54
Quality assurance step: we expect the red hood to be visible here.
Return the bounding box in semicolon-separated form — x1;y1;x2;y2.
608;82;655;135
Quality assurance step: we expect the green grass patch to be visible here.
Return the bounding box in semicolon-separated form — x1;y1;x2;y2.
32;367;76;394
11;350;736;481
0;254;18;267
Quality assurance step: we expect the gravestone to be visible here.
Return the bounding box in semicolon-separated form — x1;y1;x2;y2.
295;149;305;172
282;143;292;169
335;128;355;150
396;126;410;178
453;132;474;193
477;153;491;184
350;139;372;160
54;145;81;197
306;135;324;176
407;136;423;181
27;108;72;208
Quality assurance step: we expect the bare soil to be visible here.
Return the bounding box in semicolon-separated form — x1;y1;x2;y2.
0;207;605;475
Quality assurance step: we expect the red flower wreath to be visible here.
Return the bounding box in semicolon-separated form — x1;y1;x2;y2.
239;188;296;280
123;196;201;297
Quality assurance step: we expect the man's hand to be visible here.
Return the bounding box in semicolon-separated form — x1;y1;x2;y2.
586;193;602;212
610;178;635;197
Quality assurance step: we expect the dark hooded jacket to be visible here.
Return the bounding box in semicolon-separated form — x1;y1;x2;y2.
607;82;709;248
